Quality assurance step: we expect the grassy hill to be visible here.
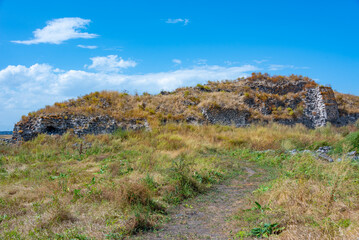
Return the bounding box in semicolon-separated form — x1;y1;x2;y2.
20;73;359;126
2;74;359;239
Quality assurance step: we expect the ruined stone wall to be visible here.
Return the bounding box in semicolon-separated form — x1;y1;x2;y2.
304;87;339;128
245;79;307;95
13;115;149;141
202;107;250;127
319;86;339;121
12;81;358;141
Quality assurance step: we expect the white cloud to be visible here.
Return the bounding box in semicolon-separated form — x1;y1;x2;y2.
194;59;207;65
268;64;310;71
224;60;241;66
12;18;98;45
268;64;293;71
77;44;98;49
104;46;123;52
172;59;182;64
87;55;137;72
254;59;268;64
165;18;189;25
0;61;257;129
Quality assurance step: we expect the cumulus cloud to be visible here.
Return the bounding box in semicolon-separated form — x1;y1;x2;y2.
87;55;137;72
12;18;98;45
0;61;257;129
165;18;189;25
77;44;98;49
172;59;182;64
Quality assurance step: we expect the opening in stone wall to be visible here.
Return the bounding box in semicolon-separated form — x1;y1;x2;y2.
45;126;60;135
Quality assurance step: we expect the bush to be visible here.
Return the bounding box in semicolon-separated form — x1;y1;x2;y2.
113;128;129;140
164;156;203;204
346;131;359;151
333;131;359;153
157;134;186;151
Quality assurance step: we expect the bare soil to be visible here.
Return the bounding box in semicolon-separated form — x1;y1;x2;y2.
132;162;267;240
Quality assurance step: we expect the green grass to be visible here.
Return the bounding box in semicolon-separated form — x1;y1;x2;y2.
232;150;359;239
0;123;359;239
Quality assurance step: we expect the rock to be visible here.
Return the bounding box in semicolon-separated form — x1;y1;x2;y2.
289;149;299;155
317;153;334;163
302;150;312;154
347;151;357;157
0;138;14;144
160;91;171;95
185;117;202;125
317;146;332;154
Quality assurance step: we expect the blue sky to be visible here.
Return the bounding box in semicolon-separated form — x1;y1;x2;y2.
1;0;359;130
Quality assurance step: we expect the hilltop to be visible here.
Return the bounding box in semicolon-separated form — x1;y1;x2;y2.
13;73;359;141
1;73;359;239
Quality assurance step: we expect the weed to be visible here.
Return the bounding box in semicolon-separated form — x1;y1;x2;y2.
124;205;157;234
164;156;202;204
143;174;158;191
333;130;359;153
53;228;91;240
251;201;270;212
105;232;124;240
71;189;83;202
0;214;8;223
250;222;284;238
113;128;129;140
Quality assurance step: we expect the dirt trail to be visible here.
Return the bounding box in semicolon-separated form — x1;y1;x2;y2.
133;164;264;240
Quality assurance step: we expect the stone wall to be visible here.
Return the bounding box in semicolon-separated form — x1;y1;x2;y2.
245;79;307;95
11;82;359;141
319;86;339;121
303;87;339;128
13;115;149;141
202;107;250;127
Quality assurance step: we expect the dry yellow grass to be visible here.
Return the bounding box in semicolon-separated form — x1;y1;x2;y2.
19;73;359;126
0;135;12;140
1;122;359;239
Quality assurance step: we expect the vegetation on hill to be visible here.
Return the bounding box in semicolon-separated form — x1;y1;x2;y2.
20;73;359;127
1;121;359;239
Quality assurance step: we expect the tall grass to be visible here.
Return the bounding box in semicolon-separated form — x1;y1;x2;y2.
233;151;359;239
0;123;358;239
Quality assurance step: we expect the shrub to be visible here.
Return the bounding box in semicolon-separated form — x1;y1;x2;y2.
157;134;186;151
333;130;359;153
250;223;284;238
113;128;129;140
345;131;359;151
164;156;203;204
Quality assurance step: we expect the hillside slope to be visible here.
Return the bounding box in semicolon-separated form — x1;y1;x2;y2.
13;73;359;141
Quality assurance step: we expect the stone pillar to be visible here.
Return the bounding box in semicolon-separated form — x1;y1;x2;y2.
304;87;339;128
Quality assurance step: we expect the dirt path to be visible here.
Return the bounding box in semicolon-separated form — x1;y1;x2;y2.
133;163;265;240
